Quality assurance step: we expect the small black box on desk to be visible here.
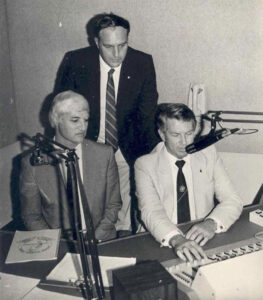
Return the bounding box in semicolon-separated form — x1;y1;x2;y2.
112;260;177;300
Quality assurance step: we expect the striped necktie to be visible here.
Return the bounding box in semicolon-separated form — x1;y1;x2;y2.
105;68;118;151
175;160;190;223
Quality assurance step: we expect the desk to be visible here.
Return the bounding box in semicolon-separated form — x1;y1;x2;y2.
1;204;263;299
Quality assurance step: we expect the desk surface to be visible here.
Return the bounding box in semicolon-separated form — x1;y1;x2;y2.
1;204;263;298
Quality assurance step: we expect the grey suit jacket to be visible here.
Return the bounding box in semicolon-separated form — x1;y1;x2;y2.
20;139;122;241
135;142;243;243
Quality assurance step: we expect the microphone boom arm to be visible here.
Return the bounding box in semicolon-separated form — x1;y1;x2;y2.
26;133;105;299
186;109;262;154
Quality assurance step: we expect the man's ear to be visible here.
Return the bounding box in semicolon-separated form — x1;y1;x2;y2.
158;128;165;142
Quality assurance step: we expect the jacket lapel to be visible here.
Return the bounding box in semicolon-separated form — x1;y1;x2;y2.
156;144;175;219
189;151;210;218
85;49;101;136
36;163;59;202
116;48;134;113
81;141;94;212
36;155;72;228
87;51;100;98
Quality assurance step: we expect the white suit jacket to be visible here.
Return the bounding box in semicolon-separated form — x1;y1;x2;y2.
134;142;243;243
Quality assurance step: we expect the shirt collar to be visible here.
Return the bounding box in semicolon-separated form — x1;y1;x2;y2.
99;55;122;73
75;143;82;158
53;138;82;156
164;144;190;165
53;137;81;151
75;143;81;151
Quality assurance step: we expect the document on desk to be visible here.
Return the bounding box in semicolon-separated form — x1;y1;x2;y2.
0;272;39;300
5;229;61;263
46;252;136;287
22;286;83;300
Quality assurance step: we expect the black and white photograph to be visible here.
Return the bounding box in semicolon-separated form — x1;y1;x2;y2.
0;1;263;299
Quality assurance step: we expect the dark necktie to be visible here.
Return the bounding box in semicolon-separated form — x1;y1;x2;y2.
105;68;118;151
175;160;190;223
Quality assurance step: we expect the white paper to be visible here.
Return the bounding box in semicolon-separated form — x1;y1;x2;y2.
5;229;61;263
47;253;136;287
0;272;39;300
22;286;83;300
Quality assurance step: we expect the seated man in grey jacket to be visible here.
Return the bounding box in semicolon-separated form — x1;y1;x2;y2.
135;103;243;262
20;90;122;241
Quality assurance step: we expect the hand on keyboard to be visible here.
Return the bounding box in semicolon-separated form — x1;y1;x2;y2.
169;234;207;262
186;219;217;246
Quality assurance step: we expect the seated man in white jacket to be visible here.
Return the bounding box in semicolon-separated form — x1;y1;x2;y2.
135;103;243;262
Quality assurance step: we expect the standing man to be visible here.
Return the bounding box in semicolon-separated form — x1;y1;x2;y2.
135;103;243;262
20;91;121;241
54;13;159;236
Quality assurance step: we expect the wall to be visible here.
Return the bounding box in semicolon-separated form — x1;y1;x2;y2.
0;0;18;147
219;152;263;206
5;0;263;154
0;142;21;227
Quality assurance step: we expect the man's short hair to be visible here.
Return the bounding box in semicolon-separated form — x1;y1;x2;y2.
94;13;130;38
155;103;197;131
49;90;89;128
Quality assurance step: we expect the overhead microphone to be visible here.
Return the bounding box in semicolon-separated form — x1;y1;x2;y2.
30;146;47;166
28;132;75;166
29;133;50;166
186;128;240;154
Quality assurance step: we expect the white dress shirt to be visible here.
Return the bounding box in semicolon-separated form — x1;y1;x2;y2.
97;56;121;142
97;56;125;164
165;148;196;223
161;148;195;245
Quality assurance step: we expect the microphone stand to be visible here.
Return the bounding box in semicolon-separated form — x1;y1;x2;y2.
206;110;263;124
186;110;262;154
28;133;105;300
202;110;263;136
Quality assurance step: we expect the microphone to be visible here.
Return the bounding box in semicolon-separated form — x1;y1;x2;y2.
186;128;240;154
29;133;53;166
30;147;47;166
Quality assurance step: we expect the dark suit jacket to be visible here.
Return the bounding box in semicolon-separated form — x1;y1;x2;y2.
20;140;122;241
54;46;159;164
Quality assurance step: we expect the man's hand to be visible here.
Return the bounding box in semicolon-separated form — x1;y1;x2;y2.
169;234;207;262
185;219;217;246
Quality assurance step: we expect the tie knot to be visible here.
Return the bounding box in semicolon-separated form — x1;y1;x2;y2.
175;160;185;169
108;68;115;76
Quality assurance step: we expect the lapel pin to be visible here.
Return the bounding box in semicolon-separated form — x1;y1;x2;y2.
127;76;131;79
179;185;186;193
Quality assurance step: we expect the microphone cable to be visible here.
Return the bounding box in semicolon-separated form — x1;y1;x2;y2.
217;122;258;135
